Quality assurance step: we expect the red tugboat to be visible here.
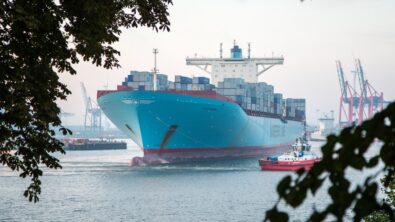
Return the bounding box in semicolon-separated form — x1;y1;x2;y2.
259;138;320;171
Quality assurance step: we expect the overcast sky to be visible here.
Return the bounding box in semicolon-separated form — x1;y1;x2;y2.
58;0;395;125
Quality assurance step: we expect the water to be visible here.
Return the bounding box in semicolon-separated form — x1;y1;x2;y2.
0;141;381;222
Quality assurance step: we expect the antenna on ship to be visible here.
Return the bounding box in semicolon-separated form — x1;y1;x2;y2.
220;43;223;59
153;48;159;91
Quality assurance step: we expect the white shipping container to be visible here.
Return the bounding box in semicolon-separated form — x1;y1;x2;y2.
187;84;193;90
223;88;236;95
175;83;181;90
263;107;268;112
236;88;246;96
168;82;175;90
224;82;234;88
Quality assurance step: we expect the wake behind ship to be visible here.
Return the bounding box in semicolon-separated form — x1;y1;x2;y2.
97;43;306;165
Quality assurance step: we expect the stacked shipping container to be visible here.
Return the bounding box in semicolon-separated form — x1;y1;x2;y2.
285;98;306;119
126;71;154;91
120;71;305;119
215;78;246;105
215;78;277;113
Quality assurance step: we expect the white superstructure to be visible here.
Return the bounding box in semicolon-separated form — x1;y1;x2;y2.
186;42;284;85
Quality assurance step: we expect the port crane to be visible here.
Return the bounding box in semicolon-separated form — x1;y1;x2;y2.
354;59;384;120
336;61;361;127
336;59;385;127
80;82;102;136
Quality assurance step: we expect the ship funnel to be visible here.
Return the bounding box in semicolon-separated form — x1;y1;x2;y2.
231;45;242;59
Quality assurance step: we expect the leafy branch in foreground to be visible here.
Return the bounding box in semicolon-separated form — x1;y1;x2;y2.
265;102;395;221
0;0;172;202
364;173;395;222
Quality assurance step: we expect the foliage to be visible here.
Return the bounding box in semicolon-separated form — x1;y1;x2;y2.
364;210;392;222
382;171;395;208
265;102;395;222
364;172;395;221
0;0;172;202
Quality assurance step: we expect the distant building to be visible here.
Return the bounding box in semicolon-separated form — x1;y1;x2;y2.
310;112;336;141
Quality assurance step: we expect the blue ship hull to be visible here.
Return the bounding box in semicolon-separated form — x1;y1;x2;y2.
98;91;304;163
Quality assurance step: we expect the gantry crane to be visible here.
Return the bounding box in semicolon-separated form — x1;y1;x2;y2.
80;82;102;136
354;59;384;120
336;61;361;127
336;59;385;127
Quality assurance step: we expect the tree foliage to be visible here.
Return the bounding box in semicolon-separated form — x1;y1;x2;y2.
364;172;395;222
265;102;395;221
0;0;172;202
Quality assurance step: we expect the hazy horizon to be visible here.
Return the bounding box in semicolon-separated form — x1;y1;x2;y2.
58;0;395;126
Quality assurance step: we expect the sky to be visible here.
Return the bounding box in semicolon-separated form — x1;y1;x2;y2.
58;0;395;126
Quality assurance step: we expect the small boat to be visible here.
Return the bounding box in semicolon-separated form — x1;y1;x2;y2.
259;137;321;171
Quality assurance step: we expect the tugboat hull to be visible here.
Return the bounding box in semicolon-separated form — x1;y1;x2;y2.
259;159;319;171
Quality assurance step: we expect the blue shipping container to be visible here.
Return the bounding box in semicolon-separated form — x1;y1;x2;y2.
128;75;133;82
235;95;243;104
251;97;257;104
180;77;192;84
197;77;210;84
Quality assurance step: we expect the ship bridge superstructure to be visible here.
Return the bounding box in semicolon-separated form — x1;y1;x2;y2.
186;42;284;85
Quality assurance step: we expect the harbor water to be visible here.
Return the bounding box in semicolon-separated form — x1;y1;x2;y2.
0;141;381;221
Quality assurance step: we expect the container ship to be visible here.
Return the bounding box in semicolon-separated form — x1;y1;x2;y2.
97;43;306;165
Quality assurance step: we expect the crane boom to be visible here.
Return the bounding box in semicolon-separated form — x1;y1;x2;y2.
355;59;367;100
336;61;348;100
80;82;89;109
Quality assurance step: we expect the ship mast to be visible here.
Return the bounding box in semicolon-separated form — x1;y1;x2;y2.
153;48;159;91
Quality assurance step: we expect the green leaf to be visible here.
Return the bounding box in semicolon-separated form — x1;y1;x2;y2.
265;207;289;222
277;176;291;197
366;156;380;168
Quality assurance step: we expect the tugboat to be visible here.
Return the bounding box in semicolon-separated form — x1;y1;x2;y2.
259;137;320;171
